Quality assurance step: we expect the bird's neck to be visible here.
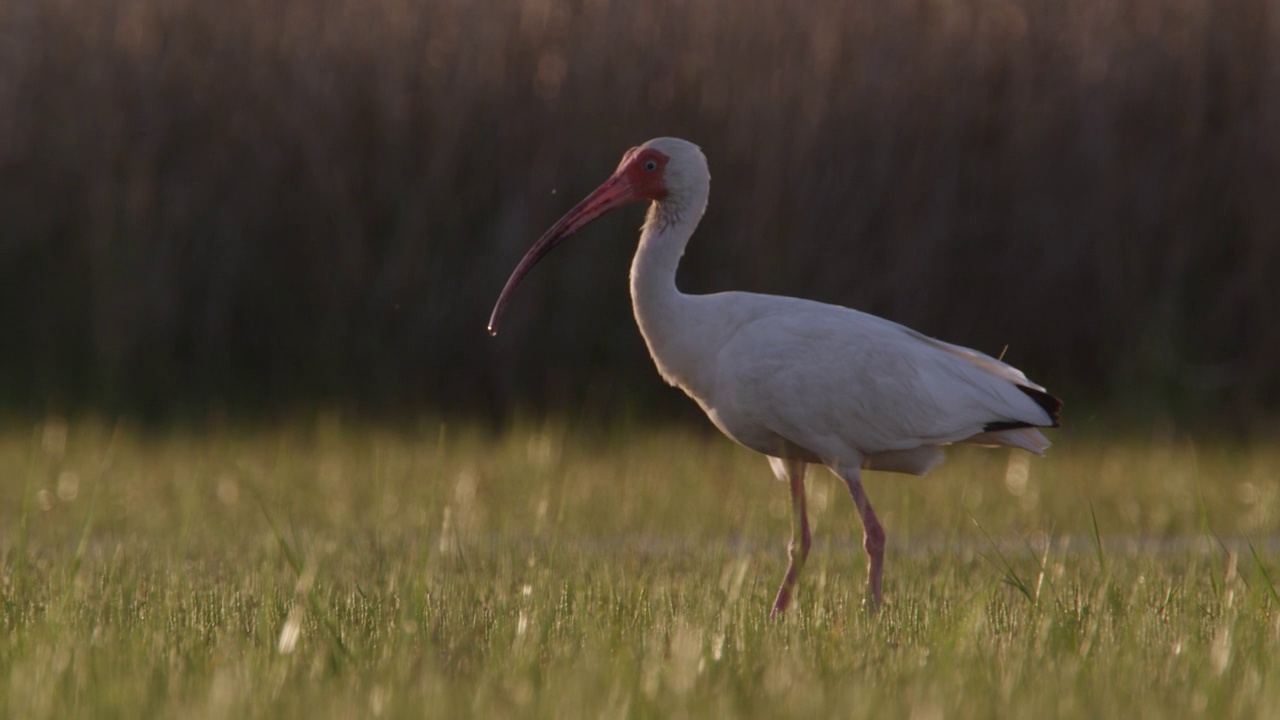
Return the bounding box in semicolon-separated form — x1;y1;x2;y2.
629;194;704;327
629;191;710;389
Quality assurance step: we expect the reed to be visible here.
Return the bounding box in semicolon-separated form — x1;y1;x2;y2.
1;0;1275;423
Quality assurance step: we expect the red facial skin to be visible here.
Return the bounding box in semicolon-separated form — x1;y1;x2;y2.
488;147;670;335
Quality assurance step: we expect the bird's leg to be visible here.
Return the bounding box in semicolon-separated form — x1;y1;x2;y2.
843;473;885;610
770;459;811;619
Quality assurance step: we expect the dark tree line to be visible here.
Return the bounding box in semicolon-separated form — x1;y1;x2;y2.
1;0;1276;427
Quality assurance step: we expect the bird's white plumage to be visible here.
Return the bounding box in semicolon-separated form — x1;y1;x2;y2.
691;292;1050;468
625;138;1054;479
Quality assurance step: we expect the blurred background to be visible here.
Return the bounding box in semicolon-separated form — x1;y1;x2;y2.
1;0;1276;431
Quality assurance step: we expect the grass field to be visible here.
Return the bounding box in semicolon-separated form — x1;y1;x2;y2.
3;416;1279;717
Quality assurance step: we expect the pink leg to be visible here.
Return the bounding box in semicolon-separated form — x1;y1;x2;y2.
770;458;811;618
843;472;885;610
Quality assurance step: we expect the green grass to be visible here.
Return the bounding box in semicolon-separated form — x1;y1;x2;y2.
3;416;1279;717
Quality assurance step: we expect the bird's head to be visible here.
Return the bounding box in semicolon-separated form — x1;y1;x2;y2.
487;137;708;336
615;137;710;206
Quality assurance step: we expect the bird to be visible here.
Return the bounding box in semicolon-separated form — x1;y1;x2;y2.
488;137;1060;615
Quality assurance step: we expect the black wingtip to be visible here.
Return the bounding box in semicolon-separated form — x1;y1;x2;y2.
1018;385;1062;428
983;386;1062;432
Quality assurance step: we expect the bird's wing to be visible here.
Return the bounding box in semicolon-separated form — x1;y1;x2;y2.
710;294;1052;458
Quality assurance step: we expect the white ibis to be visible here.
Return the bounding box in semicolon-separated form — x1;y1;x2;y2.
488;138;1060;614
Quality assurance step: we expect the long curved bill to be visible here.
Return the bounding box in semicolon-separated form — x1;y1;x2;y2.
487;173;640;335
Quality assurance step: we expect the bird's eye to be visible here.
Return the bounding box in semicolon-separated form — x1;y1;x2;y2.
643;160;657;172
